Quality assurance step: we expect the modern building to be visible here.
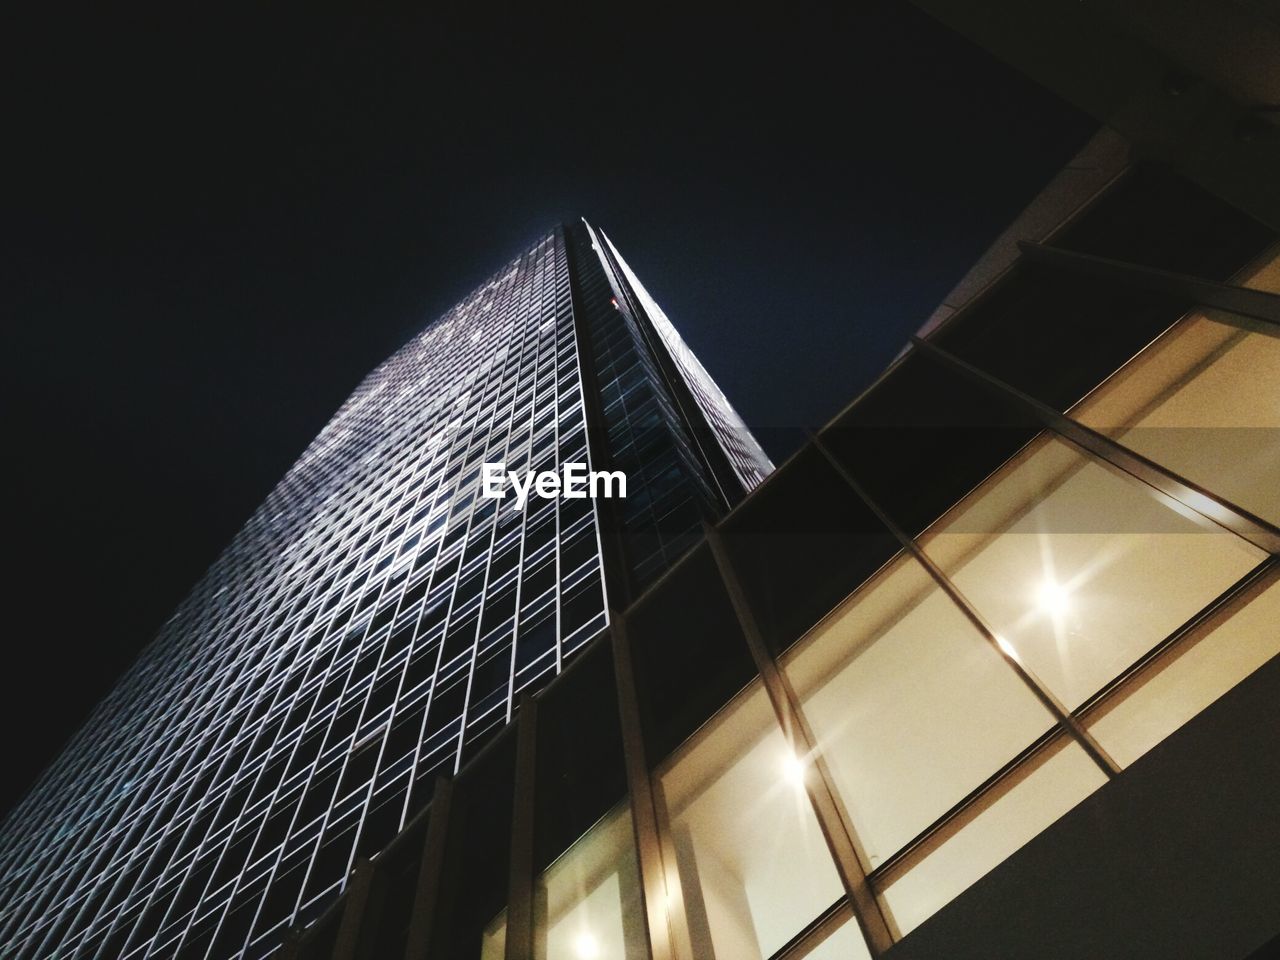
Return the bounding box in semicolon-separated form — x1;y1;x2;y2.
239;150;1274;960
5;10;1280;954
0;221;771;960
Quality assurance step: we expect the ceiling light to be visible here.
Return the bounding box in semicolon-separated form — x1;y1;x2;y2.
1036;579;1071;617
782;752;807;788
574;931;601;959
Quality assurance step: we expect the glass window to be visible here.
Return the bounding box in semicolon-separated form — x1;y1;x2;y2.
721;446;898;656
803;916;871;960
628;545;756;767
1240;244;1280;294
783;554;1057;869
1070;306;1280;525
480;911;505;960
878;738;1106;935
534;804;645;960
1086;571;1280;767
768;907;868;960
920;435;1265;709
655;684;852;960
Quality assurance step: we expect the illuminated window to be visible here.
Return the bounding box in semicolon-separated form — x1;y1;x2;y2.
480;912;506;960
533;804;645;960
1071;307;1280;525
1240;245;1280;295
919;434;1265;710
877;736;1105;934
783;554;1058;870
655;684;856;960
1086;569;1280;767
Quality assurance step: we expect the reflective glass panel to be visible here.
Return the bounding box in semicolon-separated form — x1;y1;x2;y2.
534;804;645;960
878;739;1106;935
921;435;1264;709
783;554;1056;869
480;913;506;960
798;911;871;960
656;684;848;960
1087;572;1280;767
1240;244;1280;294
1073;306;1280;525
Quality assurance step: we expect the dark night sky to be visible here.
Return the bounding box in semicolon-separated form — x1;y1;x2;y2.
2;2;1095;818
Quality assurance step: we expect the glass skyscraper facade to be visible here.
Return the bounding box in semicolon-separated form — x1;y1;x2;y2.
0;223;771;960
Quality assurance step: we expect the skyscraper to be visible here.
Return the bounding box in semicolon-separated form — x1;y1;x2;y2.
0;222;771;960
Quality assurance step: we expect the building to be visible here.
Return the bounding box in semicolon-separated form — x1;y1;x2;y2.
5;12;1280;953
0;221;771;960
246;150;1273;959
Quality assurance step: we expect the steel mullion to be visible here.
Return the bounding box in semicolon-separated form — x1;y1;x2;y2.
77;564;315;953
440;411;493;774
868;558;1280;893
345;430;461;844
395;406;469;823
155;509;395;958
560;224;627;613
403;776;453;960
192;491;414;956
284;444;455;936
450;270;538;766
582;221;735;514
769;898;854;960
609;613;676;960
330;858;382;960
702;525;896;957
6;629;218;950
503;695;537;960
24;579;282;957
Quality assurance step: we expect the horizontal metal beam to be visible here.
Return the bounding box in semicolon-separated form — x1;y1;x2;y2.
1018;241;1280;328
911;336;1280;556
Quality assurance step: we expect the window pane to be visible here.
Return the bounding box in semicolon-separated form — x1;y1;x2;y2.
1240;243;1280;294
879;739;1106;935
480;913;506;960
534;804;645;960
629;544;757;767
783;554;1055;869
657;684;847;960
1073;307;1280;524
921;435;1264;709
799;910;871;960
1087;572;1280;767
